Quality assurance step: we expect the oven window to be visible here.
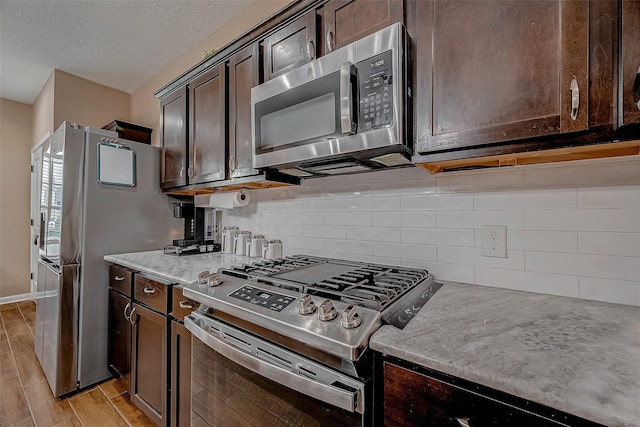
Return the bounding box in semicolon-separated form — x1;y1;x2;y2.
260;92;336;149
191;338;363;426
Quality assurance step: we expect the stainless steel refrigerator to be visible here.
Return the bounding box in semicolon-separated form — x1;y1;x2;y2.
34;121;182;397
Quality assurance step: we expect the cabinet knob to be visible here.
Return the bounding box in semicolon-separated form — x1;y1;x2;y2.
143;287;156;294
633;66;640;110
307;39;315;60
570;77;579;121
326;30;334;52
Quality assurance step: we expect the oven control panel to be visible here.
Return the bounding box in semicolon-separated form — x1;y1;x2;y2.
229;285;295;312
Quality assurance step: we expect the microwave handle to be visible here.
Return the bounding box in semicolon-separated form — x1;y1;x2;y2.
340;62;356;134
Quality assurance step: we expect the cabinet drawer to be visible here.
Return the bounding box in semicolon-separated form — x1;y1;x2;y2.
171;286;200;322
134;275;170;314
109;265;133;297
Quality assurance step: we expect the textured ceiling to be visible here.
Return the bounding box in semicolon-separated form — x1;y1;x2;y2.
0;0;254;104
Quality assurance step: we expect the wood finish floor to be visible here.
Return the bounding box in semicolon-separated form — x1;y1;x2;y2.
0;301;156;427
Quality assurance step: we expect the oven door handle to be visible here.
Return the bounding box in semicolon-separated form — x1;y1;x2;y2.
185;315;363;414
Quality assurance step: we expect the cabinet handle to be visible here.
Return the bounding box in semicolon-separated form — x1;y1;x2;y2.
570;77;579;121
326;30;334;52
188;166;193;178
179;167;185;178
123;302;131;321
179;301;193;310
307;39;315;60
228;155;236;172
129;307;137;325
456;418;471;427
633;66;640;111
143;287;156;294
114;275;125;281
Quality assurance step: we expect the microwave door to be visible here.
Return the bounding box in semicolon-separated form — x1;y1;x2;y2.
253;64;357;158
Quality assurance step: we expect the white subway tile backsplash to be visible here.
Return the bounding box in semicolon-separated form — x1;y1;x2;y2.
402;193;474;211
374;242;437;262
437;246;525;270
525;252;640;282
437;211;524;229
347;196;400;212
401;228;474;247
373;179;436;196
508;230;578;253
475;268;580;298
579;277;640;306
577;186;640;209
304;225;345;239
303;198;345;212
437;168;524;193
524;209;640;232
221;161;640;306
474;189;577;211
287;212;324;225
373;212;437;228
578;232;640;257
347;226;401;242
325;184;372;198
325;212;373;226
325;239;373;255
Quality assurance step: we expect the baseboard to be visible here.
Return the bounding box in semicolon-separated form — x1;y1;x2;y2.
0;293;33;305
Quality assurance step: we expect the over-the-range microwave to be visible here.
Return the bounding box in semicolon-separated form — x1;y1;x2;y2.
251;23;411;177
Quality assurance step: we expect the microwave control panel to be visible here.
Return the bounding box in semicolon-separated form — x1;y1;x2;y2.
358;50;394;131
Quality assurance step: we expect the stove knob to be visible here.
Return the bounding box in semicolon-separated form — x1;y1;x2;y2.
340;305;362;329
317;299;337;321
297;294;316;315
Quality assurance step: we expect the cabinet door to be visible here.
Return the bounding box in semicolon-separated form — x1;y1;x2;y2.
262;11;317;81
189;63;227;184
384;362;565;426
160;87;188;189
414;0;589;154
322;0;403;54
228;43;259;179
170;321;191;427
130;303;167;427
619;0;640;127
108;289;131;383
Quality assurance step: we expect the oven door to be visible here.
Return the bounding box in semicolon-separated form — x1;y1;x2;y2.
186;313;366;426
252;61;358;169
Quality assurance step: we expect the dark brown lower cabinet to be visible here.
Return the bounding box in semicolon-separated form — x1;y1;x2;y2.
108;289;131;382
170;320;191;427
382;359;603;427
130;302;168;427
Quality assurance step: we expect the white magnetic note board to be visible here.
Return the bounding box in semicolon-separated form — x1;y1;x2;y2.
97;143;136;186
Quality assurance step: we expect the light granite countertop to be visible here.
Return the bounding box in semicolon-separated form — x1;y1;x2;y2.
370;282;640;427
104;250;256;285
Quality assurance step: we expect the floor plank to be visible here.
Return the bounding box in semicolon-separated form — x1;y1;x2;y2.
111;393;157;427
23;380;75;427
0;377;32;425
6;416;35;427
0;332;11;354
98;376;128;400
9;333;35;358
0;303;18;312
49;416;82;427
0;351;19;384
15;352;47;387
68;388;129;427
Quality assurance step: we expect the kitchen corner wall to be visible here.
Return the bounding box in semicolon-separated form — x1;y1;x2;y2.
222;156;640;307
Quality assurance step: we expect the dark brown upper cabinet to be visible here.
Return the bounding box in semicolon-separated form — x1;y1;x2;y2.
262;11;317;81
619;0;640;127
228;43;259;178
321;0;404;55
413;0;590;155
160;87;187;189
188;63;227;185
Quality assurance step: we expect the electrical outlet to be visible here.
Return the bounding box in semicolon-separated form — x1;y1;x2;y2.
481;225;507;258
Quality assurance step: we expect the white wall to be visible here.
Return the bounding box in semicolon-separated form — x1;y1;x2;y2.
221;156;640;306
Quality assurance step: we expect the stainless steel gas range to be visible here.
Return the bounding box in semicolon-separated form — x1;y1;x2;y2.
183;255;442;426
